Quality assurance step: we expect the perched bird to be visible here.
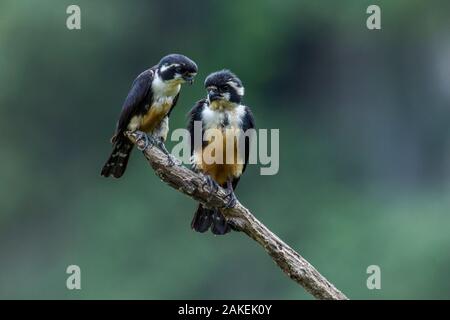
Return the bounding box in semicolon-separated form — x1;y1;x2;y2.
187;70;255;235
101;54;198;178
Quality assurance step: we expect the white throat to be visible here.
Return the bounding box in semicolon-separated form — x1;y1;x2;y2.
202;102;246;130
152;72;181;99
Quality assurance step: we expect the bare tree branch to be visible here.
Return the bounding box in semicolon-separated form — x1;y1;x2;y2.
126;131;348;300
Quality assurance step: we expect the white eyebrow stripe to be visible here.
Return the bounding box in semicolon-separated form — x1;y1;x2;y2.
227;81;244;96
160;63;180;72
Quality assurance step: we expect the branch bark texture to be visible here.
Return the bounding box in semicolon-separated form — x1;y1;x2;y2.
126;131;348;300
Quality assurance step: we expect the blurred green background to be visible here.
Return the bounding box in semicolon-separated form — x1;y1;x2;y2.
1;0;450;299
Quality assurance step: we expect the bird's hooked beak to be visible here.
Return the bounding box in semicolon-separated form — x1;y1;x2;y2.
208;89;221;101
183;73;196;85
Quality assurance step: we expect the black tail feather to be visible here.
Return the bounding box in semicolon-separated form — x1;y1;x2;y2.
191;204;213;233
191;204;231;235
101;137;133;178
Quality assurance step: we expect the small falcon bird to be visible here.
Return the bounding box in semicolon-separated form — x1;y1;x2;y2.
187;70;255;235
101;54;198;178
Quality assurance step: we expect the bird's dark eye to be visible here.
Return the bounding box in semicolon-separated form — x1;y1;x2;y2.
175;67;182;73
221;85;229;91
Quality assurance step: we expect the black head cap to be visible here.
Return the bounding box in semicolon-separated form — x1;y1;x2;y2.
158;54;198;73
158;54;198;83
204;70;244;103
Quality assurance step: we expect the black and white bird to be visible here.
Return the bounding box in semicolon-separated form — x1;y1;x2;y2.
187;70;255;235
101;54;198;178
